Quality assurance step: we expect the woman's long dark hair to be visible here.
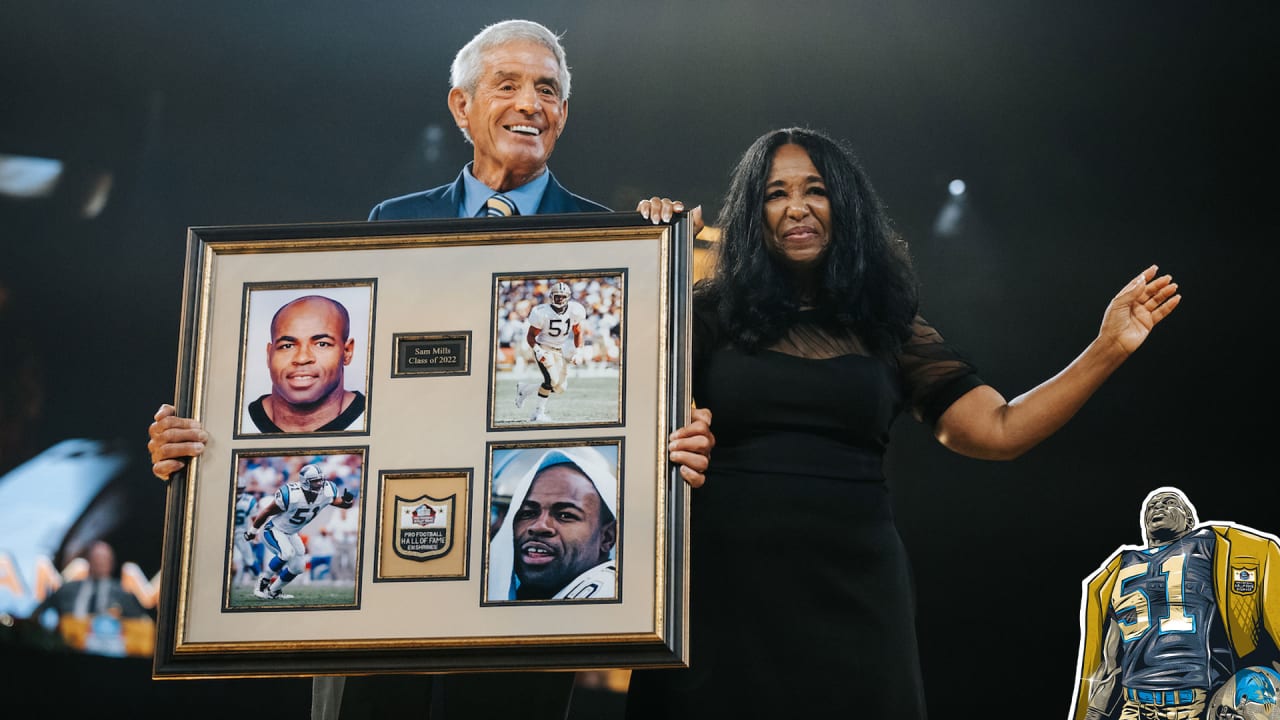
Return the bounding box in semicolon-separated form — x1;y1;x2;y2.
700;127;919;357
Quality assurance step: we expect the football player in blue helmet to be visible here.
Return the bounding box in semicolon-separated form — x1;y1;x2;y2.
245;462;355;599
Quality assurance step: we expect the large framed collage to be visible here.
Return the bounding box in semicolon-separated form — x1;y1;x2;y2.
152;212;693;679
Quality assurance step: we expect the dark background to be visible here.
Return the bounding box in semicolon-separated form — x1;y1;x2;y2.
0;1;1275;717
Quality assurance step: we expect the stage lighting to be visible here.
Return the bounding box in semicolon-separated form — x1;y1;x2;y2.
0;154;63;199
933;178;968;238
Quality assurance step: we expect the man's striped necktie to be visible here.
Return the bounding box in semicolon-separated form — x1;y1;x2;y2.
483;193;518;217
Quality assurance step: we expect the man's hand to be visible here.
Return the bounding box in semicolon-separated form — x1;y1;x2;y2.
148;403;210;481
244;528;258;542
533;346;549;365
569;350;585;365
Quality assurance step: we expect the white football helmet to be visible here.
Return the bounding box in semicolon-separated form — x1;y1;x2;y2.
298;463;325;491
549;282;571;313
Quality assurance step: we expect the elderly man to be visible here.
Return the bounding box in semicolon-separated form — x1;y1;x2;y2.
367;19;606;221
148;19;714;720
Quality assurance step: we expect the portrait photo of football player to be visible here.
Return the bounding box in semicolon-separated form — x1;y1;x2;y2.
236;283;374;437
227;450;365;609
490;273;624;427
485;443;620;603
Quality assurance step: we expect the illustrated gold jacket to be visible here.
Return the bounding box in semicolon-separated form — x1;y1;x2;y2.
1070;524;1280;720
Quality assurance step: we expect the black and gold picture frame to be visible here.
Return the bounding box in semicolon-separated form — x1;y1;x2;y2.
154;212;693;678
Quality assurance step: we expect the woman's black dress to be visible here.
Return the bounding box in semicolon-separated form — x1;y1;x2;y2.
626;303;983;719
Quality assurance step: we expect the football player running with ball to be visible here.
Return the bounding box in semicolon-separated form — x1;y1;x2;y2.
515;281;586;422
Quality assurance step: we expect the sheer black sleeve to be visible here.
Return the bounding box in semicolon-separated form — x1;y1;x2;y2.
897;315;986;427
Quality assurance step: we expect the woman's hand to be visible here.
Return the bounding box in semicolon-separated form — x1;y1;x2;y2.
669;406;714;488
1098;264;1181;355
637;196;704;237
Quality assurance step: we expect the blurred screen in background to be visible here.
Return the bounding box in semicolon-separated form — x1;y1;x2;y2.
0;439;158;657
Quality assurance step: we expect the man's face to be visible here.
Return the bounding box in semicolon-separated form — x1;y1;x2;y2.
449;39;568;189
1144;492;1193;544
87;542;114;580
266;298;353;408
512;463;614;598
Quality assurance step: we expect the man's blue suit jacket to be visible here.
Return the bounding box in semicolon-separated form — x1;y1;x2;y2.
367;169;610;220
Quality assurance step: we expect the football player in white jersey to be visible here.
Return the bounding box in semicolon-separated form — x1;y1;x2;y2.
245;463;355;599
515;281;587;422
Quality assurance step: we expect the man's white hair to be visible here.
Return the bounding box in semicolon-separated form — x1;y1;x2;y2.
451;19;571;99
449;20;571;145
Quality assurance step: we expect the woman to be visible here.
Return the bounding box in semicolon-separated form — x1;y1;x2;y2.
631;127;1180;717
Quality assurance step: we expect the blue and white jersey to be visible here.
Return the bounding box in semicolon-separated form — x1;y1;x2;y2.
264;480;338;536
1110;527;1230;690
233;491;258;532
